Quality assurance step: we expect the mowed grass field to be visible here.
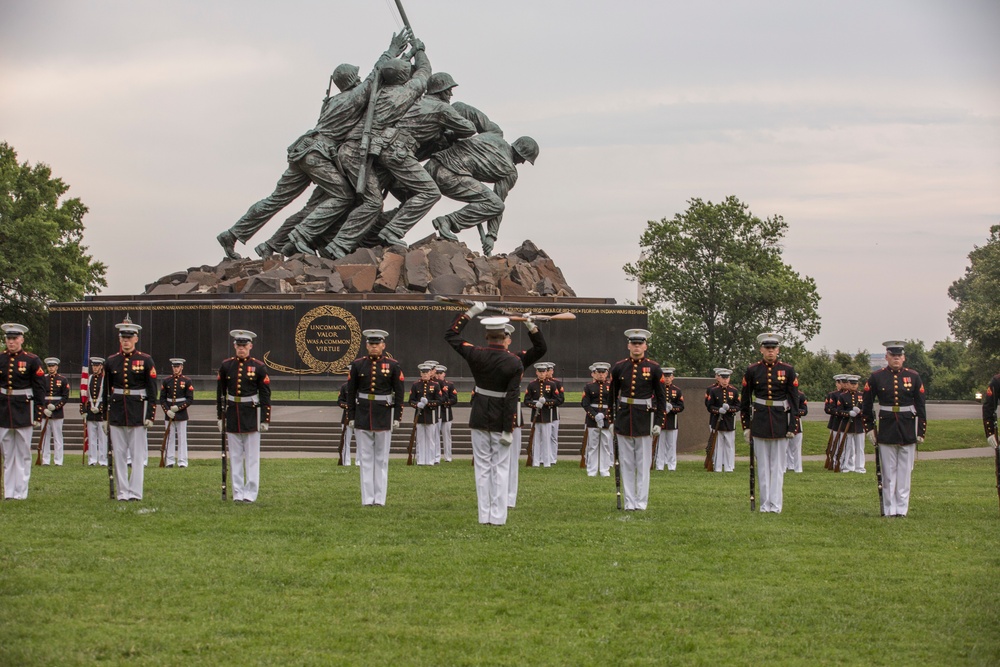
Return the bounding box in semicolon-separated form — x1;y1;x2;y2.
1;455;998;666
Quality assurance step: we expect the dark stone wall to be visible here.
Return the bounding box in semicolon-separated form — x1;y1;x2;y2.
48;293;647;390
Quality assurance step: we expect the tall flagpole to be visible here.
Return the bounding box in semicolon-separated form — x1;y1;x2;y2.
80;315;91;465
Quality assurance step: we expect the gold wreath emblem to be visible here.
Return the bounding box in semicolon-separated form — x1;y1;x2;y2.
263;306;361;375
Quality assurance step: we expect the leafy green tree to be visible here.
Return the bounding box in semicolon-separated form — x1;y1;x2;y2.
927;339;976;400
0;142;107;351
625;196;821;374
783;346;871;402
948;224;1000;382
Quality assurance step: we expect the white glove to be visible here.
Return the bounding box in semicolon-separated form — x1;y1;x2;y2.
988;434;998;449
102;421;109;434
917;436;924;444
465;301;487;318
535;398;546;410
392;419;400;431
524;316;538;334
46;403;55;411
651;425;661;438
719;404;729;414
664;402;673;413
743;429;751;442
165;411;174;421
168;406;178;416
259;422;269;432
90;403;100;413
849;407;861;417
217;419;224;433
349;419;355;429
500;431;513;447
144;419;153;428
33;420;41;428
595;413;605;427
867;430;876;445
43;408;53;417
417;397;428;409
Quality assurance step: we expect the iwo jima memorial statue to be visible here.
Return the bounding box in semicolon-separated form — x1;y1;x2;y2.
48;2;646;391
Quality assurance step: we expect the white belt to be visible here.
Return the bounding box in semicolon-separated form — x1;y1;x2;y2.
2;388;33;397
592;403;608;409
754;397;788;409
167;398;188;404
227;394;259;404
879;405;916;414
620;397;651;407
44;395;63;402
359;393;394;404
113;388;146;397
474;386;506;399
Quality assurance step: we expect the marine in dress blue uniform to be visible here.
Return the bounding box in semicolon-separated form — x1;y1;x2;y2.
445;304;524;525
435;365;458;463
0;323;45;500
705;368;739;472
160;358;194;468
82;357;108;466
862;341;926;517
654;367;684;472
523;363;557;467
609;328;667;511
103;319;158;501
410;363;442;465
216;330;271;502
345;329;405;506
739;333;801;513
581;362;613;477
40;357;70;465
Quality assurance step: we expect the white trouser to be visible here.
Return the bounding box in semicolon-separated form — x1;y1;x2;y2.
165;420;188;467
433;421;442;464
531;423;552;466
227;431;261;502
507;425;521;507
879;443;915;516
617;434;652;510
786;432;803;472
416;423;436;465
654;429;678;471
441;421;453;462
850;433;866;473
110;425;147;500
754;437;787;513
1;426;33;499
838;431;856;472
87;421;108;465
714;431;735;472
471;429;511;525
357;429;390;505
42;418;65;465
550;419;560;464
586;427;612;476
339;425;354;465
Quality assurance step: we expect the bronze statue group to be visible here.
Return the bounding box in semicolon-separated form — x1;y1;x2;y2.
5;314;999;521
216;26;538;264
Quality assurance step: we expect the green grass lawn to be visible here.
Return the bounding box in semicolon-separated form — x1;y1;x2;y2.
787;420;986;456
2;458;998;666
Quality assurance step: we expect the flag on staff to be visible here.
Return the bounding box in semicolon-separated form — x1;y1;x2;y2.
80;315;91;463
80;315;92;404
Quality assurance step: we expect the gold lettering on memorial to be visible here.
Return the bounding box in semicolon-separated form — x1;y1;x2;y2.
263;306;361;376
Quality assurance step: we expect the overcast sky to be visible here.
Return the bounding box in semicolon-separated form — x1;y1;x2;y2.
2;0;998;354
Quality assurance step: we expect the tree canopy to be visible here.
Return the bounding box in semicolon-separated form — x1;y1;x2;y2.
948;224;1000;383
624;196;820;374
0;142;107;349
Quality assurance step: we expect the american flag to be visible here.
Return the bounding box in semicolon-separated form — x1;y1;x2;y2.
80;315;91;462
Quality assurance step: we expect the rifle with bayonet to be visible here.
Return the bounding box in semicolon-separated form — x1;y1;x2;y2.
434;295;576;322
